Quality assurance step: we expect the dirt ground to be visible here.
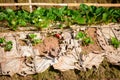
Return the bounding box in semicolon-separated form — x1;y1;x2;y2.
81;28;102;54
33;36;59;57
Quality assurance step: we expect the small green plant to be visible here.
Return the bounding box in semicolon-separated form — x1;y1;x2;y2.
0;37;13;51
110;37;120;48
31;39;42;45
4;41;13;51
76;31;93;46
0;37;5;44
28;33;37;39
82;37;93;46
28;34;42;45
76;32;86;39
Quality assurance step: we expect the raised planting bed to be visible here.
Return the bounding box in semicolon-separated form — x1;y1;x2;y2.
0;24;120;76
0;4;120;80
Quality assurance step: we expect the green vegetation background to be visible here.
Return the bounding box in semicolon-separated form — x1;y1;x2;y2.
0;0;120;11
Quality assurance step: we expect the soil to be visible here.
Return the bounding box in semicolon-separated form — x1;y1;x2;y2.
81;28;102;54
33;36;59;57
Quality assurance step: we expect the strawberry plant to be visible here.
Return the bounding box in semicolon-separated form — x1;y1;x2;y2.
76;31;93;46
0;4;120;30
28;34;42;45
28;33;37;39
110;37;120;48
4;41;13;51
76;32;86;39
0;37;13;51
82;37;93;46
0;37;5;44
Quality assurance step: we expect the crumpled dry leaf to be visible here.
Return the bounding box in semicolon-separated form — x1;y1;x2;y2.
1;58;23;76
81;52;105;70
101;27;115;39
18;57;35;76
0;48;6;63
96;28;120;65
0;29;120;77
111;26;120;40
96;29;108;50
105;49;120;65
34;56;56;73
96;29;113;51
62;32;72;40
53;55;80;71
19;46;34;57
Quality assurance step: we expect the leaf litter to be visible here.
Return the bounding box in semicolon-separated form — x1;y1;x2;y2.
0;25;120;76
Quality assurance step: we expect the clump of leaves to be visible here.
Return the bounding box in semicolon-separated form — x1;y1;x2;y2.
28;33;42;45
0;37;13;51
76;31;93;46
0;4;120;30
0;37;5;44
110;37;120;48
76;32;86;39
4;41;13;51
82;37;93;46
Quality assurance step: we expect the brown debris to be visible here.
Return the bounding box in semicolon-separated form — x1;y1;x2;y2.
81;28;102;53
33;37;59;57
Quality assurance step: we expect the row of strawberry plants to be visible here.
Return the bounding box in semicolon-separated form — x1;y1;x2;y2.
0;4;120;30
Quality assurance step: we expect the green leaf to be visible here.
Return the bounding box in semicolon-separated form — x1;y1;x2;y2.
82;37;93;46
87;17;94;24
95;7;104;16
65;9;73;16
102;13;109;21
28;34;37;39
18;19;27;26
112;18;117;22
0;12;7;20
33;7;46;16
59;6;67;15
80;4;89;11
76;32;86;39
11;20;17;26
5;8;15;16
6;8;13;13
90;6;96;14
32;39;42;45
111;37;120;48
0;38;5;43
4;41;13;51
74;16;86;24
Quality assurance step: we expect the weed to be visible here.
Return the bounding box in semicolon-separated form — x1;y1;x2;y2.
110;37;120;48
0;37;13;51
76;31;93;46
28;33;42;45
